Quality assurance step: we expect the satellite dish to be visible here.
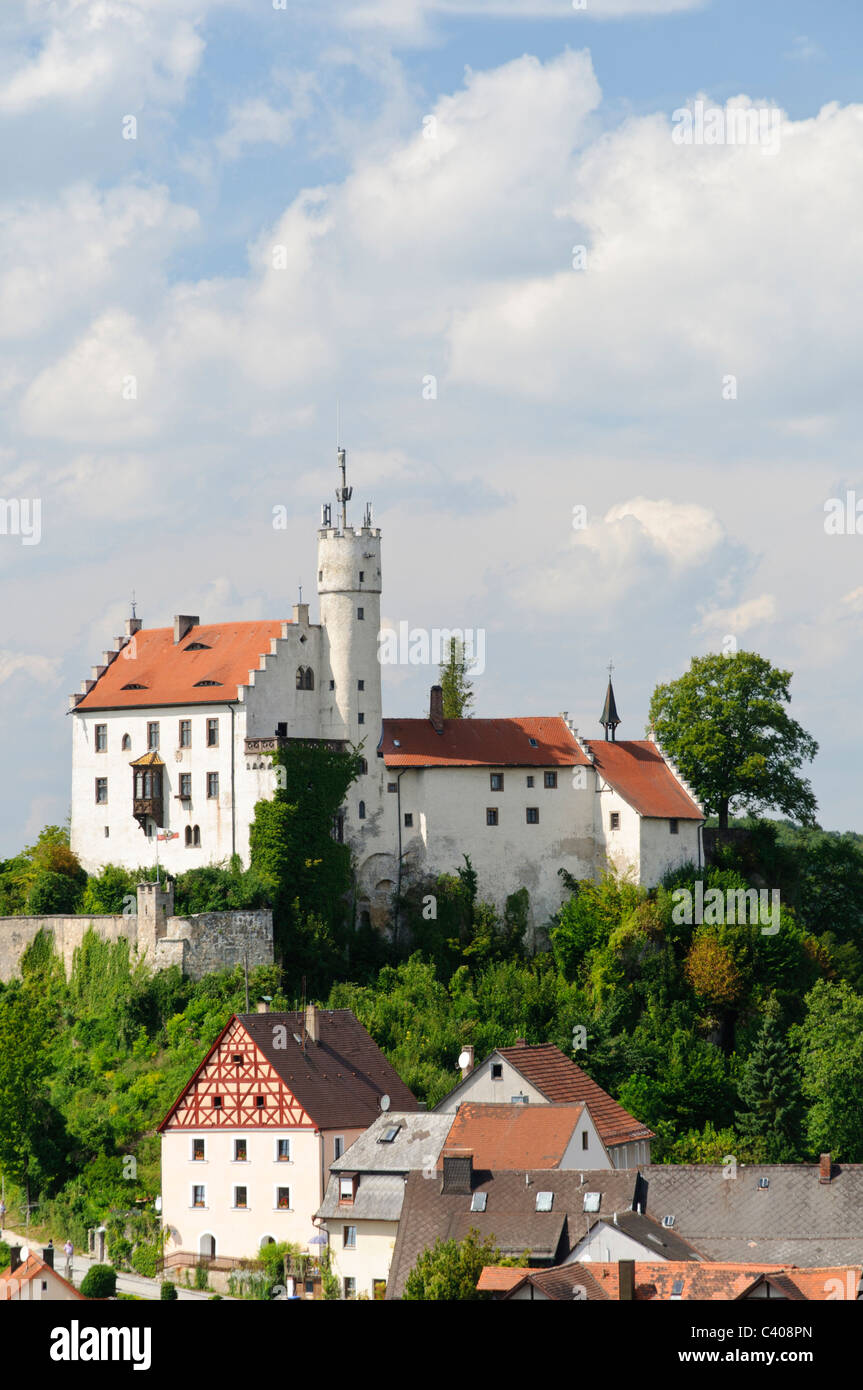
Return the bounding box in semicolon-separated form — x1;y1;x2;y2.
380;1094;390;1112
457;1050;471;1069
20;1246;29;1261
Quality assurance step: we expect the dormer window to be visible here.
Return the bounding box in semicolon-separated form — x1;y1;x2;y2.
184;642;211;651
339;1175;357;1203
122;683;147;690
194;680;222;687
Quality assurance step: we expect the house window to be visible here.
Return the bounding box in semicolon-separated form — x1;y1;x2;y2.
339;1176;355;1202
526;807;539;824
329;679;335;690
387;783;397;793
232;1054;244;1066
121;733;131;750
490;773;504;791
256;1095;265;1109
610;812;620;830
95;778;108;804
358;679;364;691
296;667;314;690
104;826;109;838
343;1225;357;1249
359;758;368;774
582;1131;589;1151
179;773;191;798
358;712;365;724
358;571;364;582
544;771;557;789
357;607;364;620
193;824;201;846
334;1136;344;1160
344;1277;356;1300
147;722;160;750
234;1140;247;1162
669;818;679;835
179;719;191;747
207;772;219;799
526;775;534;788
276;1187;291;1210
234;1186;248;1209
192;1186;206;1208
486;808;499;826
193;1139;205;1161
404;813;413;827
206;718;219;747
95;723;107;752
213;1096;222;1109
358;800;366;819
277;1139;291;1162
491;1063;503;1080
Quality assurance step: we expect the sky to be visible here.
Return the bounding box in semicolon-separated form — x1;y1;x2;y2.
0;0;861;855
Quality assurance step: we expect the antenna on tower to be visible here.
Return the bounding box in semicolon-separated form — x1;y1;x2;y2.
336;443;352;531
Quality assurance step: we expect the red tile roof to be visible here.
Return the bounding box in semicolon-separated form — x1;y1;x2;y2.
477;1265;535;1292
0;1252;85;1300
588;739;703;820
380;716;587;768
502;1260;863;1301
496;1043;654;1147
440;1103;588;1170
77;621;286;710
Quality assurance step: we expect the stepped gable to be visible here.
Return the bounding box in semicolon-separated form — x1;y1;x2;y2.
497;1042;654;1147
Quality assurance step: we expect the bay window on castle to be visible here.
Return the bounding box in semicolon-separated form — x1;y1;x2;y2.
132;757;164;828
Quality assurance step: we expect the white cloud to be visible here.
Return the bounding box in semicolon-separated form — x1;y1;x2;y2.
0;651;61;687
695;593;777;637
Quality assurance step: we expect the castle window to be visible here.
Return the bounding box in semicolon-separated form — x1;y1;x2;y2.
104;826;110;838
544;771;558;789
185;826;193;846
95;778;108;804
404;813;413;828
296;666;314;690
358;712;365;724
486;808;499;826
359;758;368;774
610;812;620;830
358;571;364;582
329;679;335;690
121;733;131;750
179;719;191;747
526;807;539;824
193;825;201;846
526;775;534;788
318;570;323;582
358;679;364;691
206;718;219;747
669;818;679;835
358;800;366;819
95;723;107;752
207;773;219;799
490;773;504;791
147;721;160;750
178;773;191;799
387;783;397;792
357;607;364;620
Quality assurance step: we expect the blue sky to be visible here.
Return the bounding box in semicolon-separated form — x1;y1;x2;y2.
0;0;861;854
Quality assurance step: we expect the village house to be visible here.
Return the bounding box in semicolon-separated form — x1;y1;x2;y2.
157;1003;418;1280
0;1246;84;1302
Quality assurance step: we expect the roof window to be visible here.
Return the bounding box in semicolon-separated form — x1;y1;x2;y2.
535;1192;553;1212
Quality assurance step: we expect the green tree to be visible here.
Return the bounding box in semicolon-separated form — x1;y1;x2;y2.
791;979;863;1161
0;981;67;1204
735;998;802;1161
403;1229;500;1300
80;1263;117;1298
648;652;818;830
438;637;475;718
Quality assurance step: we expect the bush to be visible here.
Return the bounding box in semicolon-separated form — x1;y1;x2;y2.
80;1264;117;1299
109;1236;132;1270
130;1244;159;1278
194;1262;209;1290
160;1280;178;1300
0;1241;10;1270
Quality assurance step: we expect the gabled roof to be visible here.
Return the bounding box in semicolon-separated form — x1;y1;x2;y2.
0;1252;85;1300
588;740;703;820
499;1259;863;1301
317;1171;407;1223
331;1111;453;1174
580;1209;705;1262
439;1103;590;1171
158;1010;419;1133
494;1043;654;1148
642;1163;863;1267
76;620;286;710
379;716;586;768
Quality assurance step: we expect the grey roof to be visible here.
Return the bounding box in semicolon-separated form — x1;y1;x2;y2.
317;1171;407;1223
585;1210;706;1262
642;1163;863;1267
387;1167;642;1299
332;1112;453;1174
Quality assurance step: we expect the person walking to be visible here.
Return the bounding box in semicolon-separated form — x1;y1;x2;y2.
63;1239;73;1279
0;1198;6;1235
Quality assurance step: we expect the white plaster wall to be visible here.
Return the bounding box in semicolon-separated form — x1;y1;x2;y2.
161;1128;324;1261
436;1056;547;1111
560;1112;612;1170
593;780;642;883
565;1221;662;1264
325;1217;397;1297
639;816;701;886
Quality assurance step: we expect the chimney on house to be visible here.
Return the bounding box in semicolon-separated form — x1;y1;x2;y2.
305;1003;319;1043
618;1259;635;1302
514;1037;527;1048
9;1246;22;1274
441;1149;473;1195
256;998;270;1014
429;684;444;735
819;1153;833;1184
42;1246;55;1270
460;1045;475;1080
174;614;199;644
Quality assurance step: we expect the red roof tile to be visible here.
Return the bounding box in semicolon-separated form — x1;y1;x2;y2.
477;1265;535;1292
501;1260;838;1301
588;740;703;820
497;1043;654;1147
77;621;286;710
380;716;587;768
440;1103;587;1170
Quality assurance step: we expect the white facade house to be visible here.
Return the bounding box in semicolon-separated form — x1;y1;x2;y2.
69;450;703;928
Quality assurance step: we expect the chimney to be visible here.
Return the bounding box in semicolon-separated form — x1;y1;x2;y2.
514;1037;527;1048
9;1246;22;1274
441;1149;473;1195
429;684;444;735
460;1045;474;1080
257;998;269;1014
819;1153;833;1184
618;1259;635;1302
305;1003;319;1043
42;1246;54;1270
174;614;199;644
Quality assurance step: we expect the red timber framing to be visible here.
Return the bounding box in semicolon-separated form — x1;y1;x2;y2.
158;1017;314;1131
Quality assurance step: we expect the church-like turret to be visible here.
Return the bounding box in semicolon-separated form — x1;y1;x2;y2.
599;666;621;742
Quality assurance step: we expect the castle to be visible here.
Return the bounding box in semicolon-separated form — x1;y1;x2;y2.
69;451;704;930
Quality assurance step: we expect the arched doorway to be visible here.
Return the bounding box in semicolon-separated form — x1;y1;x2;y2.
199;1233;216;1258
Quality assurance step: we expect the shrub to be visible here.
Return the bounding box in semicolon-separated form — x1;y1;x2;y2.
130;1244;159;1279
80;1264;117;1299
160;1280;178;1300
194;1262;209;1290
